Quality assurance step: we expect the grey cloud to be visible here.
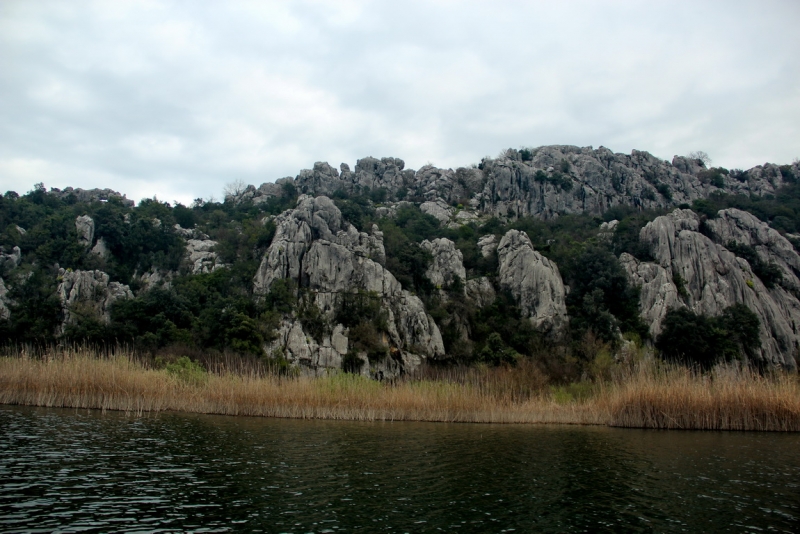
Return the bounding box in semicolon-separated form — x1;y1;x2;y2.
1;0;798;205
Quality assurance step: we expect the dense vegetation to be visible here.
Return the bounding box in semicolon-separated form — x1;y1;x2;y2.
3;170;792;376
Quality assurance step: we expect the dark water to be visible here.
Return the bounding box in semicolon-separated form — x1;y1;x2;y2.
0;406;798;533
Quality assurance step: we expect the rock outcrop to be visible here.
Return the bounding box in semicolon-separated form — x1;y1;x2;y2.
243;147;799;226
57;269;133;331
75;215;95;247
0;278;10;321
48;187;134;207
497;229;568;333
421;238;466;290
254;195;445;375
623;209;799;369
705;208;800;288
0;246;22;273
264;320;351;377
185;239;224;274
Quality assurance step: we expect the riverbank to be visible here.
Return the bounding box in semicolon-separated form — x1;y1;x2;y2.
1;349;798;430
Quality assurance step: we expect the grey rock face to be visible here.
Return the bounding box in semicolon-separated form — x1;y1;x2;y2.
57;269;133;331
287;157;413;198
497;230;568;332
265;320;350;376
185;239;224;274
173;224;209;240
0;246;22;272
254;195;444;372
0;277;10;320
48;187;134;207
135;269;173;292
420;199;453;224
477;235;498;258
91;237;110;259
75;215;95;247
465;277;496;308
420;238;466;290
705;208;800;288
626;208;800;369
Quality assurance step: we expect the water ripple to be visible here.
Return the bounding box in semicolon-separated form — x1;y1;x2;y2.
1;406;799;532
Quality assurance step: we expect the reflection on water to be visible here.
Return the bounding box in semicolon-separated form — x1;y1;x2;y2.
0;405;798;532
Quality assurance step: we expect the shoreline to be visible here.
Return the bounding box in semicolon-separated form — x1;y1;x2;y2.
1;352;799;431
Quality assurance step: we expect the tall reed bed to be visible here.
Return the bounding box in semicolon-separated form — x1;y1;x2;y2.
607;361;800;431
1;347;798;430
0;348;605;424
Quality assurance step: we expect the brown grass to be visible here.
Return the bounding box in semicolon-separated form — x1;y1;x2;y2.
1;347;798;430
607;362;800;431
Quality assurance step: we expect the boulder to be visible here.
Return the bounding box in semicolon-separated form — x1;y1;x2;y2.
497;229;568;332
420;199;453;223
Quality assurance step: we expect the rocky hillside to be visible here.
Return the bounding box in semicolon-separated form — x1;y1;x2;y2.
2;146;799;376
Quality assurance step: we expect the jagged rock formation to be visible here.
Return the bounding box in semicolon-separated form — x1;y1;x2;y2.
57;269;133;331
705;209;800;289
497;230;568;333
0;246;22;273
621;209;799;369
420;200;454;224
265;321;351;377
75;215;95;247
254;195;444;376
185;239;224;274
0;247;21;321
0;278;10;321
421;238;466;291
240;147;799;226
465;277;496;308
48;187;135;207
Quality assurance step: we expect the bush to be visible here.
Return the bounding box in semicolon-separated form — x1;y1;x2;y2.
164;356;208;385
656;304;760;368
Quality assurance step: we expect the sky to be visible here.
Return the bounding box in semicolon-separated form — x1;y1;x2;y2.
1;0;798;206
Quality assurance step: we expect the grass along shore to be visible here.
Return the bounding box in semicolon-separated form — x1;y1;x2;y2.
1;348;799;431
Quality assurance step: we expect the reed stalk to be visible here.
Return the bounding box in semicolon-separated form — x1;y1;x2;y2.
1;347;798;430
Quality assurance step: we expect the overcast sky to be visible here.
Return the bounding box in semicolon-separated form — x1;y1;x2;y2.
1;1;798;205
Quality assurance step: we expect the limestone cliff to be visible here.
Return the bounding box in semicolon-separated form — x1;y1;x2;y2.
254;195;444;376
497;230;568;333
621;209;799;369
57;269;133;332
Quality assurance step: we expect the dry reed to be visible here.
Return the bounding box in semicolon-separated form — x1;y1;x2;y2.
1;348;798;430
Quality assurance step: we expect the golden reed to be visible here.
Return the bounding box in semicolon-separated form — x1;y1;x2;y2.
1;348;798;431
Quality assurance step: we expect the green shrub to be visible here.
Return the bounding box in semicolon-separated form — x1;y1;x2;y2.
164;356;207;385
656;304;760;368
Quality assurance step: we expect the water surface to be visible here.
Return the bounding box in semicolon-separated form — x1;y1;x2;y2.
1;405;798;532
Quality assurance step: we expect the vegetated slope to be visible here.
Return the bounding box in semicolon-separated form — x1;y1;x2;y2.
1;146;799;378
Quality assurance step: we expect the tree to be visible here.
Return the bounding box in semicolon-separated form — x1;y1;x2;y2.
687;151;711;166
223;179;248;200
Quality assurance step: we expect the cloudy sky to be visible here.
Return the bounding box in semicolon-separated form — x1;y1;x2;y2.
1;1;798;205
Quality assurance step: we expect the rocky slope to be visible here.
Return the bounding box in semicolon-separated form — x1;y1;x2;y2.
253;195;445;377
233;146;798;223
621;208;800;369
3;145;799;375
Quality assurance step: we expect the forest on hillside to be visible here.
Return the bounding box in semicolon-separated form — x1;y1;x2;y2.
2;168;799;377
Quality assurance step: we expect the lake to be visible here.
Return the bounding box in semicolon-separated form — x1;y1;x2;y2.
1;405;798;532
